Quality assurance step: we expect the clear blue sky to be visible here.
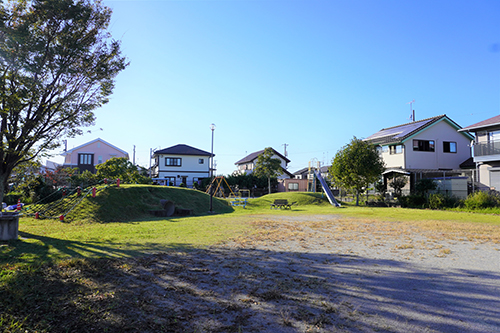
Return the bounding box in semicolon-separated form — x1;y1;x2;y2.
49;0;500;175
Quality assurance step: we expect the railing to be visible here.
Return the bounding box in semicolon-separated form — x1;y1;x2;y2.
474;140;500;157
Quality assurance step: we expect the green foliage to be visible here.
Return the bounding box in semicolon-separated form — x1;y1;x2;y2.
95;157;151;184
0;0;127;204
462;191;500;210
399;194;427;208
374;179;386;201
389;175;407;197
329;137;385;205
428;193;445;209
415;179;437;195
253;148;283;194
225;172;274;195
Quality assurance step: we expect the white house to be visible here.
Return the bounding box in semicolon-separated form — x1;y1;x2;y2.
459;114;500;190
234;148;293;179
152;144;213;187
364;115;474;195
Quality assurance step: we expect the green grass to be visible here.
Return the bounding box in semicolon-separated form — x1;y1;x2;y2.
2;188;500;332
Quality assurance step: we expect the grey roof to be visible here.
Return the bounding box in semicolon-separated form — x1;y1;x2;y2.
364;115;472;145
460;114;500;132
154;144;213;157
235;148;290;165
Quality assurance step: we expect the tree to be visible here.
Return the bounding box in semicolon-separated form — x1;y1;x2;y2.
329;137;385;206
253;147;282;194
389;175;407;197
96;157;151;184
0;0;128;204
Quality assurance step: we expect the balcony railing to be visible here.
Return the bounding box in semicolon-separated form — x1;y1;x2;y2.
474;140;500;157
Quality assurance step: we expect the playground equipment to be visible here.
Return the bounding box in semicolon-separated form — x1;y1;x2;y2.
205;176;236;198
308;160;341;207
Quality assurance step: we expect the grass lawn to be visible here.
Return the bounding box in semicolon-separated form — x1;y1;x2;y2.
1;187;500;332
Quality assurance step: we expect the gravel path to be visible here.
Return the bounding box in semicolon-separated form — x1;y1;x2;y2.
121;214;500;332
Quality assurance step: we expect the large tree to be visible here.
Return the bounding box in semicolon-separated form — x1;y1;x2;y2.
253;147;282;194
0;0;127;203
329;137;385;206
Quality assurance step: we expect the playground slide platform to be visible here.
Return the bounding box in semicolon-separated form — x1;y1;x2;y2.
313;170;341;207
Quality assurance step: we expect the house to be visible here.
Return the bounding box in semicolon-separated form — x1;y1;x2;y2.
234;148;293;179
151;144;213;187
364;115;474;196
459;114;500;190
61;138;129;173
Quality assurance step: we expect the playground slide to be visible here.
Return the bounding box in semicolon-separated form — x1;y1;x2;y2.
313;170;341;207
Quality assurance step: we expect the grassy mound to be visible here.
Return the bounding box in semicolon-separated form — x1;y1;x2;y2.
61;185;233;222
243;192;331;209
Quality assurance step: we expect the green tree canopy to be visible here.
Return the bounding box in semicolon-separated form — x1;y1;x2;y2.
96;157;151;184
329;137;385;205
0;0;128;204
253;147;283;194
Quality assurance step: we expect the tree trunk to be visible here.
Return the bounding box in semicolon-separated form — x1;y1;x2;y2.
268;177;271;194
355;190;360;206
0;172;6;206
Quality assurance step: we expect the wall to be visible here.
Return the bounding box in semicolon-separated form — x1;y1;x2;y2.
65;140;128;166
156;154;210;186
404;120;472;170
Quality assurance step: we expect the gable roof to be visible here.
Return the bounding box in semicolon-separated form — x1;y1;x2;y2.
364;115;473;145
62;138;128;156
459;114;500;132
235;148;291;165
154;144;213;157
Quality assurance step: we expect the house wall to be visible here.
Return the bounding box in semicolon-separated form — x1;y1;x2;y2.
64;140;128;167
155;154;210;186
380;146;406;169
236;154;288;174
280;179;308;192
404;120;472;170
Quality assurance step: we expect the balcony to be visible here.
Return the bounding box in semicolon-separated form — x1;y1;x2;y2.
474;140;500;159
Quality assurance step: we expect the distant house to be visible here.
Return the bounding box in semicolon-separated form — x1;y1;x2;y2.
459;114;500;190
61;138;129;173
234;148;293;179
364;115;474;196
151;144;213;187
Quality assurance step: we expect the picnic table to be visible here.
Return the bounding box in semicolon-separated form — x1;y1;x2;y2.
270;199;296;210
230;197;248;208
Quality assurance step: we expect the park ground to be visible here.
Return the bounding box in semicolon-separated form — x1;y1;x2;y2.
1;186;500;332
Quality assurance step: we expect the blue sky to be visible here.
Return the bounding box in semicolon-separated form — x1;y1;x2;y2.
49;0;500;175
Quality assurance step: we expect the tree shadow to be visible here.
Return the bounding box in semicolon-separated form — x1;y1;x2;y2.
2;241;499;332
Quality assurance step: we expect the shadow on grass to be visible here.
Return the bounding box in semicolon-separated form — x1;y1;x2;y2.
2;244;500;332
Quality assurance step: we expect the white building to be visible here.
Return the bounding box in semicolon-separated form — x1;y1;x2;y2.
151;144;213;187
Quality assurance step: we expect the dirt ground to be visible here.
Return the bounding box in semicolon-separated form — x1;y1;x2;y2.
17;214;500;332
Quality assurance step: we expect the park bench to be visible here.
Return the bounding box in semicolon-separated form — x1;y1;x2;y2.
270;199;296;210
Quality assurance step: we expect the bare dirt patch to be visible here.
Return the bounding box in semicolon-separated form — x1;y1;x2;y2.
6;215;500;332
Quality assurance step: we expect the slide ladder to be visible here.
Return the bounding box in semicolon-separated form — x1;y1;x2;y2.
313;170;341;207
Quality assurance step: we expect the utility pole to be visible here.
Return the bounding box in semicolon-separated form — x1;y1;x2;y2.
149;148;152;179
133;145;136;165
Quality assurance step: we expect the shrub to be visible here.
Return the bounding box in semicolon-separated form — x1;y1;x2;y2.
429;193;445;209
399;194;427;208
463;191;500;210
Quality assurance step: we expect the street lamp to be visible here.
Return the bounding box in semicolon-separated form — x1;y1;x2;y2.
209;123;216;213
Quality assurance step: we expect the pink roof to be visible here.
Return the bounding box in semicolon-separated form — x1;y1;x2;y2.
461;114;500;132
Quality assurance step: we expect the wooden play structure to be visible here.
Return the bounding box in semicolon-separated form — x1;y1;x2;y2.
205;176;236;198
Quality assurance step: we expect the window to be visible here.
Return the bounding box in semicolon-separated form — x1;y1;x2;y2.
98;155;103;164
413;139;435;152
164;177;175;186
199;158;204;164
79;153;93;165
489;130;500;142
288;183;299;191
443;141;457;153
165;158;182;166
389;145;403;154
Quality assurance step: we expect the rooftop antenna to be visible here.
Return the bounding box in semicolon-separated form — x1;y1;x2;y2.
282;143;288;157
407;99;415;121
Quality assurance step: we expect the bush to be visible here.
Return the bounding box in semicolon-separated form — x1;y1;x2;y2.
399;194;427;208
429;193;445;209
462;191;500;210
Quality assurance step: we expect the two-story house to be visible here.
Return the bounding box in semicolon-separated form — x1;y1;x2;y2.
364;115;474;195
61;138;129;173
152;144;213;187
459;114;500;190
234;148;293;179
